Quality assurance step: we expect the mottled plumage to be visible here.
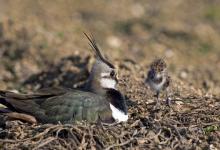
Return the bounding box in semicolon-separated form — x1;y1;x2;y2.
150;58;167;72
145;58;171;108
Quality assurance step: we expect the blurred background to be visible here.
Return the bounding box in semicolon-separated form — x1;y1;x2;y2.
0;0;220;95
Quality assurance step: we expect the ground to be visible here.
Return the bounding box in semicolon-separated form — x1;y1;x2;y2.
0;0;220;149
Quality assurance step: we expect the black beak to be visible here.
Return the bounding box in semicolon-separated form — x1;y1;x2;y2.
115;76;119;83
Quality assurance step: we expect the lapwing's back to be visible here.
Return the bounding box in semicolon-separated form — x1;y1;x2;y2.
0;88;112;124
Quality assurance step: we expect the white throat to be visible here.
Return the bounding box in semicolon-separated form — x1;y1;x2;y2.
149;77;166;91
100;78;117;89
109;103;128;122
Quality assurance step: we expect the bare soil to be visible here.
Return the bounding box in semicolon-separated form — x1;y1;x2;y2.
0;0;220;149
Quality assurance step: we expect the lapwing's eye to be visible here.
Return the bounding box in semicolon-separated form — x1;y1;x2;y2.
110;70;115;77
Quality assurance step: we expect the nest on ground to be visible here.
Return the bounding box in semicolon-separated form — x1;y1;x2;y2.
0;93;219;150
0;60;219;149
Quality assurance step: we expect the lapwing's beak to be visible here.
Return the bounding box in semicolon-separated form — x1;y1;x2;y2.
114;72;119;84
115;76;119;84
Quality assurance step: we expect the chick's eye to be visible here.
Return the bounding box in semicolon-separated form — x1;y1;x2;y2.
110;70;115;77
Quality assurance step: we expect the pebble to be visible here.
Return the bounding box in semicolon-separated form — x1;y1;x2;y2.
180;71;188;79
107;36;121;48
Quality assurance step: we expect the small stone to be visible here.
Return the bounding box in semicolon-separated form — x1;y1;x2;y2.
107;36;121;48
165;49;174;58
209;144;218;150
180;71;188;79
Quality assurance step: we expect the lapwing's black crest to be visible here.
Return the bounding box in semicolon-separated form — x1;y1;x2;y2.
84;32;115;69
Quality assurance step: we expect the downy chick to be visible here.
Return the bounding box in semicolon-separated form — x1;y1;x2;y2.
145;58;171;109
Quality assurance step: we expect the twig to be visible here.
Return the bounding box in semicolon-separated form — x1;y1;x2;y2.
190;121;220;128
105;138;135;150
5;112;37;124
0;125;60;143
101;122;121;127
168;125;183;144
33;137;56;150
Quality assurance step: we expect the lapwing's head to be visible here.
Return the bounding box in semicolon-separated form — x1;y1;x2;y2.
84;33;118;92
147;58;167;81
93;59;118;89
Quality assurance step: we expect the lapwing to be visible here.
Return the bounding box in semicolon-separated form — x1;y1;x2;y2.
0;34;128;124
145;58;171;109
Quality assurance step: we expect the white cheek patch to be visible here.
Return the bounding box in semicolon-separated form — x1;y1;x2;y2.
110;104;128;122
100;78;116;89
101;72;110;77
